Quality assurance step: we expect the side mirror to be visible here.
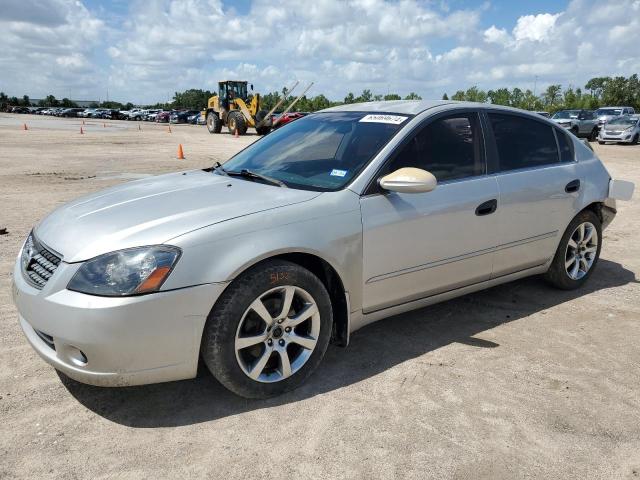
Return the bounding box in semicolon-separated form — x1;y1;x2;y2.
250;84;254;90
379;167;437;194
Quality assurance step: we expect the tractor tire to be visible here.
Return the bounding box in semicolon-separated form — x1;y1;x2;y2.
227;111;247;135
255;110;271;135
207;112;222;134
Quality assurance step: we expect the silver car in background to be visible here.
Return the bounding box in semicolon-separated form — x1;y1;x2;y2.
12;100;634;398
598;115;640;144
595;106;636;130
551;109;599;140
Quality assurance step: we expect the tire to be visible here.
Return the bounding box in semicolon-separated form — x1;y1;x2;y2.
632;134;639;145
588;128;598;142
201;260;333;398
570;126;579;137
206;112;221;133
598;141;605;145
255;125;271;135
227;111;247;135
544;210;602;290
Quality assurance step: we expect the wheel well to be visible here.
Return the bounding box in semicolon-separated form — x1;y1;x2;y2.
269;253;349;347
582;202;604;224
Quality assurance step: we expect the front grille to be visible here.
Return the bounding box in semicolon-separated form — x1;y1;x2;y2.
34;329;55;350
24;240;61;289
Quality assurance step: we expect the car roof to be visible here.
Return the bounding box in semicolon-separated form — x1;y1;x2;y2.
320;99;551;117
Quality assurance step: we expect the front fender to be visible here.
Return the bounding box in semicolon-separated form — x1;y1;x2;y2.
162;190;364;313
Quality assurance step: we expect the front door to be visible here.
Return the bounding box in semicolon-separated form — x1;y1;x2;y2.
360;111;499;313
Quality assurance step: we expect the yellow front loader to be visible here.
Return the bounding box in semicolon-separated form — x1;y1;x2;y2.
205;80;272;135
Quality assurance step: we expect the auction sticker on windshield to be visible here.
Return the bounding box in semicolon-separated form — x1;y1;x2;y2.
359;114;408;125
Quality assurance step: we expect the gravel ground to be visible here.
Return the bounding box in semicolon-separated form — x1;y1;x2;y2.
1;113;639;480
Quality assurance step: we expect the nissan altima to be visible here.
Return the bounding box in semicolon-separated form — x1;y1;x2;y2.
13;100;634;398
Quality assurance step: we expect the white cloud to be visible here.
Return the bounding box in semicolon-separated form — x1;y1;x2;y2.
513;13;560;43
1;0;640;103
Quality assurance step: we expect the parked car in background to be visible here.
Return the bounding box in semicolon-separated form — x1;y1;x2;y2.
598;115;640;144
12;101;634;398
188;111;205;125
596;106;636;130
272;112;307;129
144;109;162;121
101;109;125;120
535;111;551;118
59;108;85;118
129;109;148;121
552;109;599;140
156;111;172;123
170;110;200;124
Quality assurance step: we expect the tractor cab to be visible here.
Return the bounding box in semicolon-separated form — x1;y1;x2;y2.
219;81;249;107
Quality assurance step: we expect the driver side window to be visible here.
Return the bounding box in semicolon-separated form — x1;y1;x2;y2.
384;112;485;183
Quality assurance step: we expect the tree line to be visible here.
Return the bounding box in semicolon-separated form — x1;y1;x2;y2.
2;75;638;113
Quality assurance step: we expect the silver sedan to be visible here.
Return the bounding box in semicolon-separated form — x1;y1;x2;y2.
12;100;634;398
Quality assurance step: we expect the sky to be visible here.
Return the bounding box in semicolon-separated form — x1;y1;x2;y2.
1;0;639;104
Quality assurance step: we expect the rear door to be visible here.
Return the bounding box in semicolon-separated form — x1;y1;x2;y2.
360;110;499;312
485;111;581;277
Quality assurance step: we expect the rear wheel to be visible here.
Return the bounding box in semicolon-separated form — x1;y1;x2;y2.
227;111;247;135
201;260;332;398
570;126;579;137
206;112;221;133
544;210;602;290
588;127;598;141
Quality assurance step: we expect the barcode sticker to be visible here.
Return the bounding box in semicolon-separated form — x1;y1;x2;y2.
359;114;408;125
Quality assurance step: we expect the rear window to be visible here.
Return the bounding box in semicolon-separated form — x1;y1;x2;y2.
555;129;574;163
489;113;559;171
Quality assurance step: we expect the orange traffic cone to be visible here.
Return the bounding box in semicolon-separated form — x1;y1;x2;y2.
177;144;185;159
80;126;84;134
234;128;239;138
23;123;28;130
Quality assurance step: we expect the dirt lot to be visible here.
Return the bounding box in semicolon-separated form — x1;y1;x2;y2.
1;113;639;479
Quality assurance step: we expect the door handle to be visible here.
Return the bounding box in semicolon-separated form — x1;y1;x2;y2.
565;179;580;193
475;199;497;216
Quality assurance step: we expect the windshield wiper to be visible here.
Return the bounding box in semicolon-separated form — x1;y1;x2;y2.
226;169;288;188
211;161;228;175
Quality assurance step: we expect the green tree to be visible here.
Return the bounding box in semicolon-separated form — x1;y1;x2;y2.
357;89;373;102
44;94;59;107
172;89;214;109
21;95;31;107
404;92;422;100
442;93;449;100
465;86;487;103
384;93;401;100
451;90;465;101
344;92;356;104
487;88;511;106
543;84;562;108
61;98;79;107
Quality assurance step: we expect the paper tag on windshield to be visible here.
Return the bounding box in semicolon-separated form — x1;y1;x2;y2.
330;169;347;177
359;114;408;125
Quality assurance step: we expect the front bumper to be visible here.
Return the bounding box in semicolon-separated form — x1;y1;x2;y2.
598;131;634;143
12;257;227;387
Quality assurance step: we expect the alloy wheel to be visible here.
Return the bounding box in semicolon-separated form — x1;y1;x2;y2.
565;221;598;280
234;286;320;383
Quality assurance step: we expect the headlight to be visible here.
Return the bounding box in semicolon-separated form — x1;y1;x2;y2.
21;231;35;271
67;246;181;296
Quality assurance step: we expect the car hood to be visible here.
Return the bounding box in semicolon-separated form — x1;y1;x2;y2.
35;170;321;262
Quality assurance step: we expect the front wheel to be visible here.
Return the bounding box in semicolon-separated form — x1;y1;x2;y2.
544;210;602;290
206;112;221;133
227;111;248;135
588;128;598;141
201;260;333;398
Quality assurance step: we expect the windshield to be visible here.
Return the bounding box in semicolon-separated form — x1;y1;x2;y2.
221;112;409;191
596;108;622;116
607;117;637;126
552;110;579;119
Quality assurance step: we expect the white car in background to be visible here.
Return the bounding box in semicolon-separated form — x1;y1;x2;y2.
598;115;640;144
595;106;635;130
